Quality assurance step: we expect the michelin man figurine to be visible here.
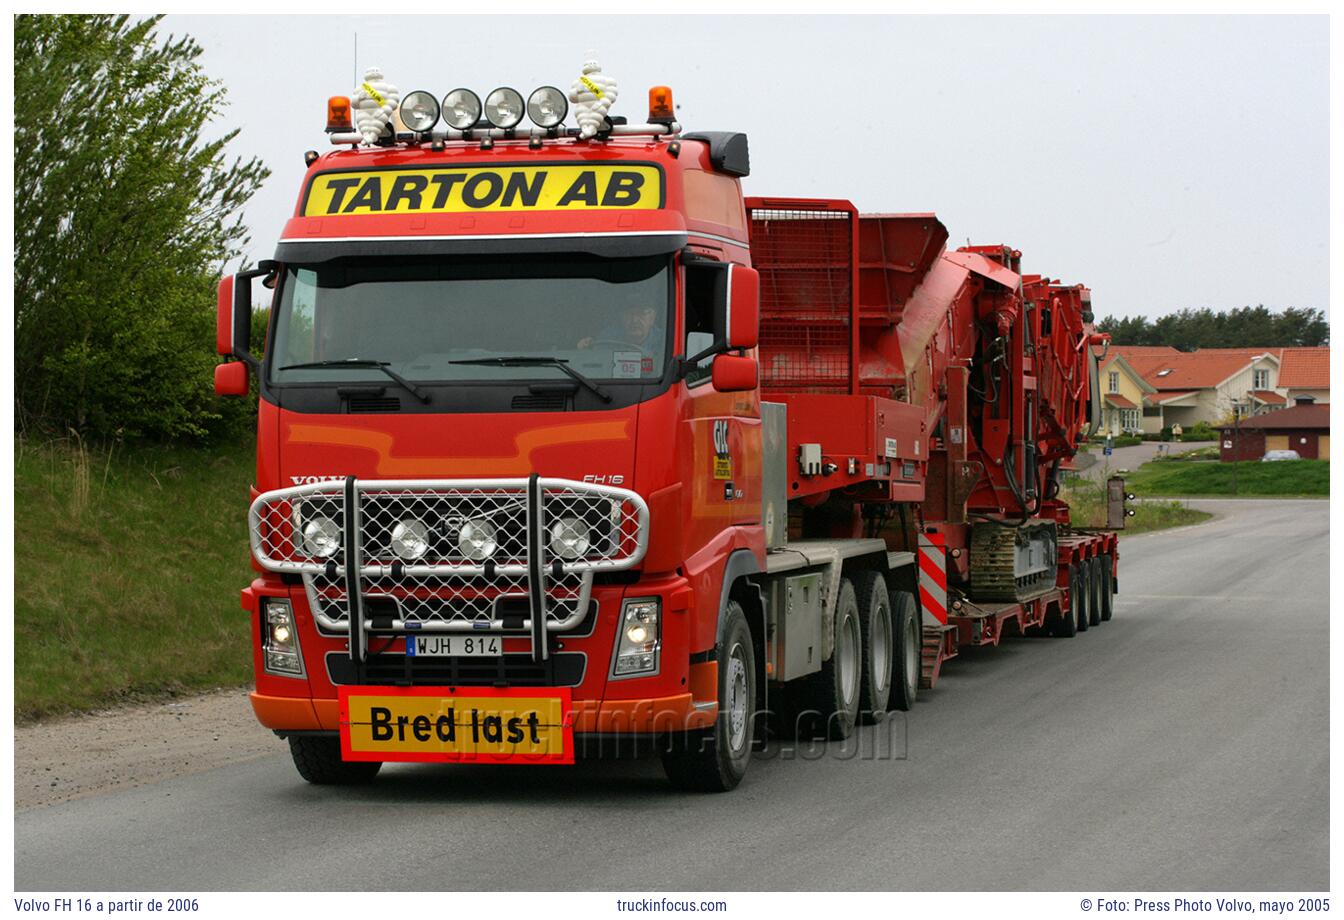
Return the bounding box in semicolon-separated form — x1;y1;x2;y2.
352;66;399;145
568;51;618;139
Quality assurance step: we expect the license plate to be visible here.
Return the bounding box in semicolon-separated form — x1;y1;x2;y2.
407;634;501;657
339;687;573;764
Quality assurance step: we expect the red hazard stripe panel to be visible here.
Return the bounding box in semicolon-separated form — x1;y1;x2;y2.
918;535;948;625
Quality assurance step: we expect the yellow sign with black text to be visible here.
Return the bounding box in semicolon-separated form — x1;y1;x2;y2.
341;692;572;763
304;164;663;216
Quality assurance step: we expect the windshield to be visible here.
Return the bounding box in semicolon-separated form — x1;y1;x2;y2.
269;254;671;386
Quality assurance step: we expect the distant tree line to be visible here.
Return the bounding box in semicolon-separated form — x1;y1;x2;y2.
1097;306;1328;352
14;14;268;441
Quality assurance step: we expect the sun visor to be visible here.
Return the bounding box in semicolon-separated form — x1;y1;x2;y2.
275;230;688;262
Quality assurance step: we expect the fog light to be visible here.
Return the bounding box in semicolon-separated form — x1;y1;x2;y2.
548;516;591;560
484;87;524;129
612;598;660;678
301;515;340;558
398;90;440;132
442;88;482;130
527;85;568;128
392;519;430;560
457;518;498;560
262;599;304;677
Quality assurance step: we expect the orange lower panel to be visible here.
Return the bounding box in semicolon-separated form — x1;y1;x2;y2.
281;692;716;735
251;692;321;730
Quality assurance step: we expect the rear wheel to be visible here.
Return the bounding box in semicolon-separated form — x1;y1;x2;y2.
662;600;756;792
1088;556;1104;627
888;589;920;712
1075;560;1091;633
1099;554;1114;621
856;571;893;723
784;578;862;740
1050;565;1079;638
288;735;382;785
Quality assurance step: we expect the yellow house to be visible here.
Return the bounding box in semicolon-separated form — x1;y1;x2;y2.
1099;354;1158;435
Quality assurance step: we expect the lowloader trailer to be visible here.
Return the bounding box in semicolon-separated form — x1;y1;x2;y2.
217;67;1123;791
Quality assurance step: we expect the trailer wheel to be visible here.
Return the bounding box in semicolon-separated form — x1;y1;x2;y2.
855;571;892;723
1088;556;1104;627
1099;554;1114;622
1075;560;1091;633
783;579;863;741
661;600;756;792
1050;565;1079;638
288;735;382;785
888;589;920;712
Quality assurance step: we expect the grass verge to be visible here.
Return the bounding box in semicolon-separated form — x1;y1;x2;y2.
1125;459;1328;497
14;435;255;721
1060;475;1212;534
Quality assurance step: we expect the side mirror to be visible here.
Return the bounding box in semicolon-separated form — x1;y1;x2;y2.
216;262;275;369
215;361;249;397
716;264;759;350
712;354;757;392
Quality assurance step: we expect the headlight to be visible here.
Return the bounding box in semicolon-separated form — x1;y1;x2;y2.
441;88;482;130
263;599;304;677
612;599;660;677
301;516;340;558
398;90;440;132
484;87;524;129
457;518;498;560
391;519;430;560
548;516;591;560
527;86;568;128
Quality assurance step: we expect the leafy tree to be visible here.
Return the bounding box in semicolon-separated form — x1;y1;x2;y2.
14;15;268;440
1098;306;1328;350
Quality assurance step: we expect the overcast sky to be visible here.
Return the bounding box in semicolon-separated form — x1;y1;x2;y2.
168;14;1328;321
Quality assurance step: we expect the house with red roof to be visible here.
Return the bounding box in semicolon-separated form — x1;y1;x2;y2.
1101;345;1329;432
1218;402;1330;461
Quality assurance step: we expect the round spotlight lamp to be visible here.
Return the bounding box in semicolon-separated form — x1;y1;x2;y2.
391;519;430;560
398;90;440;132
457;519;498;560
441;88;482;130
484;87;525;129
301;516;340;558
549;517;591;560
527;86;568;129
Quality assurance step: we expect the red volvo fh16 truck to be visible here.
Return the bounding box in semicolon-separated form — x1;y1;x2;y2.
216;75;1121;791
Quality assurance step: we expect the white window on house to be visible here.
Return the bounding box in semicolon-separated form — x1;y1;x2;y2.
1253;369;1269;389
1121;408;1140;431
1108;371;1119;393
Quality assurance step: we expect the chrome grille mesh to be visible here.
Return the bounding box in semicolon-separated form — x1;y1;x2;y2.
249;478;648;633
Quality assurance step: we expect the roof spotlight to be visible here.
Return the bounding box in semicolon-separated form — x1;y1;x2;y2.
484;87;525;129
527;86;568;129
441;88;482;131
398;90;440;132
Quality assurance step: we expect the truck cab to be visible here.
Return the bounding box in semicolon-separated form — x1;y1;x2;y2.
219;80;771;789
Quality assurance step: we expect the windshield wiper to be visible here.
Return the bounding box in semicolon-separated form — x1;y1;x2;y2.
277;359;431;404
449;356;611;404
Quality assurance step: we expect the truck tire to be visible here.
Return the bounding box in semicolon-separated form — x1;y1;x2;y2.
855;571;893;723
786;578;863;741
288;735;382;785
1075;560;1091;633
1051;565;1079;638
1088;556;1104;627
1099;554;1114;621
661;600;756;792
888;589;920;712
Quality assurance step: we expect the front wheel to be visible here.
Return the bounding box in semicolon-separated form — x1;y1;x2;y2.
661;600;756;792
288;735;382;785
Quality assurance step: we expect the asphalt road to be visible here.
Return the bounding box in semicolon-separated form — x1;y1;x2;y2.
15;499;1328;891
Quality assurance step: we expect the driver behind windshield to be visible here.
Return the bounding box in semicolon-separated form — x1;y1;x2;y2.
577;304;665;359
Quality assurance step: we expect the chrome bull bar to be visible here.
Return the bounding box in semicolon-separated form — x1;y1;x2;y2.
248;475;650;663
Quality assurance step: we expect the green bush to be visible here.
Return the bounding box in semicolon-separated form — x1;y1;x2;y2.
14;15;268;442
1178;422;1218;442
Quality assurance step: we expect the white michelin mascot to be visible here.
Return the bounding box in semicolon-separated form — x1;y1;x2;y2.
568;51;618;140
352;66;400;146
